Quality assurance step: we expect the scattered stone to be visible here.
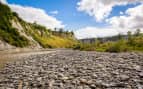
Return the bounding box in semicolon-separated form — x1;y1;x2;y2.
61;76;69;80
118;75;130;81
48;80;55;88
139;72;143;78
137;84;143;89
133;65;141;71
0;50;143;88
89;84;96;89
37;77;42;81
79;79;88;84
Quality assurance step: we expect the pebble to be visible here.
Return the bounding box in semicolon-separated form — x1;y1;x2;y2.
133;65;141;71
0;50;143;88
139;72;143;78
118;75;130;81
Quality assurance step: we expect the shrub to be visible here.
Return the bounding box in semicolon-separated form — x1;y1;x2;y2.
73;43;81;50
106;40;129;52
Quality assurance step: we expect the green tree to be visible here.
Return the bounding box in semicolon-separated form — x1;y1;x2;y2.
117;33;122;40
127;31;135;46
135;29;141;36
59;28;63;33
127;31;132;40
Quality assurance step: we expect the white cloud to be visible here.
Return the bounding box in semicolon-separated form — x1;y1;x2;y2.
10;4;64;29
0;0;7;4
75;3;143;39
108;4;143;29
0;0;64;29
49;10;58;15
74;27;119;39
120;11;124;15
77;0;143;21
74;26;143;39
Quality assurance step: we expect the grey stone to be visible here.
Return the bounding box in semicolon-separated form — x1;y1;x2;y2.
0;50;143;88
118;75;130;81
139;72;143;78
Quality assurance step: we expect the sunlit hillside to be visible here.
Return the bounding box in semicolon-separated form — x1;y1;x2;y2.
0;3;77;49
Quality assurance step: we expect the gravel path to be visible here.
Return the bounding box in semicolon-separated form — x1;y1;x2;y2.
0;50;143;89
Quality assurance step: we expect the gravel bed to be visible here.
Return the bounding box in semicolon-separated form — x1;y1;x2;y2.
0;50;143;89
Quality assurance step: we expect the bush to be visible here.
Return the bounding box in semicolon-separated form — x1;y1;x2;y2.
106;40;129;52
73;43;81;50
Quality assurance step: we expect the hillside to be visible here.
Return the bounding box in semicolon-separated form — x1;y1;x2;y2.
0;3;77;50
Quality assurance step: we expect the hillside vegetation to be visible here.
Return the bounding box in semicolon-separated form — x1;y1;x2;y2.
0;3;77;48
74;30;143;52
0;3;29;47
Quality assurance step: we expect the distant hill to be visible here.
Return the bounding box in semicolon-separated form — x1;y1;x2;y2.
0;3;77;50
79;35;128;44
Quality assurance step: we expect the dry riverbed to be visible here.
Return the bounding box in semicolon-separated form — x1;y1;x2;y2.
0;48;57;68
0;49;143;89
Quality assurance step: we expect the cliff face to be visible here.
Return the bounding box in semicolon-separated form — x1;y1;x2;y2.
0;3;76;50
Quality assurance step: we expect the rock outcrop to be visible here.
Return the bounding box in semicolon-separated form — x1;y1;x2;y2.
0;40;15;50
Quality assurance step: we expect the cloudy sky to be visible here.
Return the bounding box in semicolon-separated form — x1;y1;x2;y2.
1;0;143;39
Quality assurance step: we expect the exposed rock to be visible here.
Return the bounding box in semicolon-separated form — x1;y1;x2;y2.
0;40;15;50
11;19;42;49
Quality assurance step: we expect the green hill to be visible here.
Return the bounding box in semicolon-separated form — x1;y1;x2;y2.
0;3;77;49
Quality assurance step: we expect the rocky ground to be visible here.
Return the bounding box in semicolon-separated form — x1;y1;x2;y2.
0;50;143;89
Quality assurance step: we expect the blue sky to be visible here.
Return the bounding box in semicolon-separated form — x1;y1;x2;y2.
4;0;143;39
7;0;102;30
6;0;132;30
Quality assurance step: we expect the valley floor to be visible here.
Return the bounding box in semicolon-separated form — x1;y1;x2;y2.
0;49;143;89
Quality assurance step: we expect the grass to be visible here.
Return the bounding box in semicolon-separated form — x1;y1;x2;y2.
73;34;143;52
33;35;77;48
